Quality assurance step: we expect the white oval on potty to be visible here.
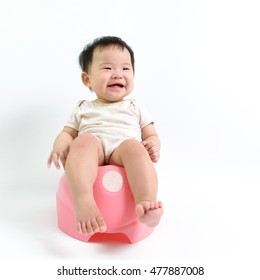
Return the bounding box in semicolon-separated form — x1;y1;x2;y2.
102;170;123;192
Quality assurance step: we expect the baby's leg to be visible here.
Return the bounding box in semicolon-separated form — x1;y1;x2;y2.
65;133;106;235
109;140;163;227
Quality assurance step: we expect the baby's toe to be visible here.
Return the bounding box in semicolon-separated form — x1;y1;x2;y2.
86;221;95;235
91;218;99;233
97;216;106;232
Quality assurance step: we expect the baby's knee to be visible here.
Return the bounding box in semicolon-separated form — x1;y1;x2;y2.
109;139;148;165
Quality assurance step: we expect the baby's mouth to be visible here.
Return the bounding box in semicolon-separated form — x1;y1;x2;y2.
108;83;124;88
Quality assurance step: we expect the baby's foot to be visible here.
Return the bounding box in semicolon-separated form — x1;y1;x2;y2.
135;201;163;227
74;194;106;235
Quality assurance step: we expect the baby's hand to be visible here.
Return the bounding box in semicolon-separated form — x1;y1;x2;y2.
142;140;160;163
47;147;69;170
47;128;76;170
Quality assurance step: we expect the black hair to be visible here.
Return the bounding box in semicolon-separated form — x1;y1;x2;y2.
78;36;135;73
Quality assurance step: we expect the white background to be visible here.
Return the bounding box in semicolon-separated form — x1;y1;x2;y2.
0;0;259;278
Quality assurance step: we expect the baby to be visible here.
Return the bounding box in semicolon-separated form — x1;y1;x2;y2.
48;36;163;235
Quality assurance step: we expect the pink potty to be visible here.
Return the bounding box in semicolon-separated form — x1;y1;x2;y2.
56;165;153;243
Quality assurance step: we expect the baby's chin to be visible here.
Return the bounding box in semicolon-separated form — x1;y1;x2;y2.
96;93;129;103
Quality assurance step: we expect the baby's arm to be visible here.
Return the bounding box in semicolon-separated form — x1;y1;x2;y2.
141;124;160;163
47;126;78;169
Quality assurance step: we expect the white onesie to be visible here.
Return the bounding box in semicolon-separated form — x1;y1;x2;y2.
65;99;153;161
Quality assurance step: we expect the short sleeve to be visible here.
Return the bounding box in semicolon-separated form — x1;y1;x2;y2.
65;100;85;131
130;99;154;129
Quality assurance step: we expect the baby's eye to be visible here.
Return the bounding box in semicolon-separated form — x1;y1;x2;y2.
123;67;130;71
104;67;112;70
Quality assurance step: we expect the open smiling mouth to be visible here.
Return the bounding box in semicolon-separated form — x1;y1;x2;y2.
108;83;124;88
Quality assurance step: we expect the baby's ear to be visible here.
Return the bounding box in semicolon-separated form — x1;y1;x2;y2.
81;72;91;87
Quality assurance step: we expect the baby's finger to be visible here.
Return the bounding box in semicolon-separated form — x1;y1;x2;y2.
59;154;66;169
52;154;61;169
141;140;147;147
147;143;159;155
143;140;153;149
47;155;52;168
150;151;160;163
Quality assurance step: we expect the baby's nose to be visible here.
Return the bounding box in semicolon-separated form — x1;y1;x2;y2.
112;71;123;79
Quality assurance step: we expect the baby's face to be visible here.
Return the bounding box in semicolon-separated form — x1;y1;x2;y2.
83;45;134;103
